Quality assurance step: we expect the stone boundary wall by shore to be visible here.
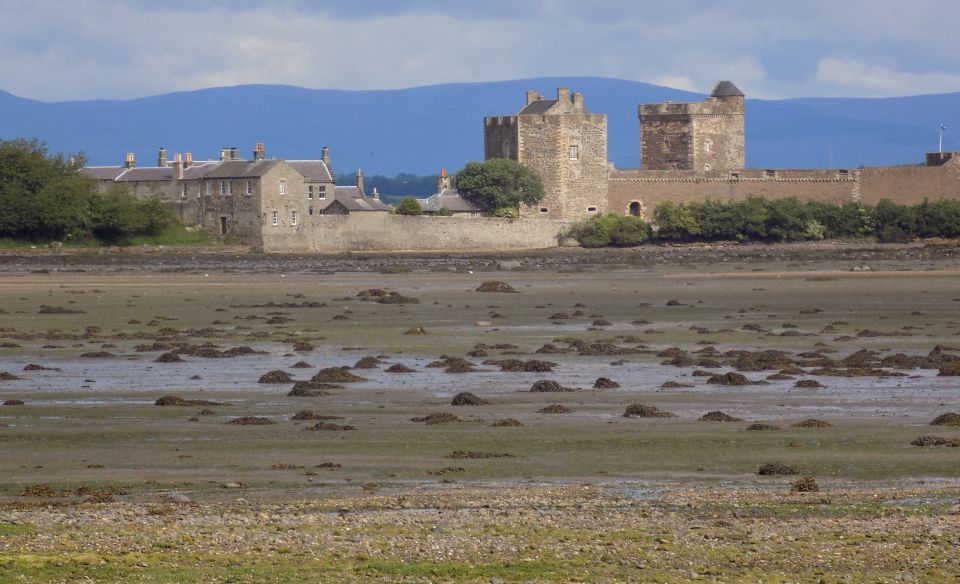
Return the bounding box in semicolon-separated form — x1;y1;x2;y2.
608;162;960;217
260;214;569;253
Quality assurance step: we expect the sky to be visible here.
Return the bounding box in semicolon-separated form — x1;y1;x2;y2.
2;0;959;102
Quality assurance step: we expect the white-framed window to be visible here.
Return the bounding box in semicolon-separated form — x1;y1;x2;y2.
307;185;314;200
204;182;211;196
246;180;252;195
318;185;327;199
271;210;279;226
227;180;234;195
291;210;298;226
181;184;187;199
219;180;226;195
279;179;286;195
569;145;579;160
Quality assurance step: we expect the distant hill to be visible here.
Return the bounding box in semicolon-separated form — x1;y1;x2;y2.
2;78;959;179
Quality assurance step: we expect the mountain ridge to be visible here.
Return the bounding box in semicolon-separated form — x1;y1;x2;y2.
1;77;958;175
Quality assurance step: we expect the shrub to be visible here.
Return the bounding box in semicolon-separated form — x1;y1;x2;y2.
566;213;650;247
653;201;700;240
434;207;454;216
874;199;916;242
394;197;423;216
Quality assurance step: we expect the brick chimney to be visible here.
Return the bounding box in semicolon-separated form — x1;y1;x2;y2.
371;187;380;200
157;147;167;167
437;167;454;192
124;152;136;169
557;87;570;103
230;147;239;161
184;152;193;168
356;168;365;197
526;90;541;105
321;146;330;165
572;92;584;109
253;142;265;161
220;147;229;162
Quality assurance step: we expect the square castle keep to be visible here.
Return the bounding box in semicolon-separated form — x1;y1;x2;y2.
484;88;609;219
639;80;745;172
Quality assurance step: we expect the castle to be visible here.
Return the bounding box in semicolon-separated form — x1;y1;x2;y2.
484;81;960;221
80;81;960;252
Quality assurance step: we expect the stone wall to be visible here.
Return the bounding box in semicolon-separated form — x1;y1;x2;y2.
860;162;960;205
608;162;960;216
608;168;860;217
260;214;567;253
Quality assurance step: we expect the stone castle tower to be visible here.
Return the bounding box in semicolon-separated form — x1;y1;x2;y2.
639;80;745;172
484;87;608;219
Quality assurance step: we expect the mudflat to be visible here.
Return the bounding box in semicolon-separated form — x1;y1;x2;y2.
1;242;959;582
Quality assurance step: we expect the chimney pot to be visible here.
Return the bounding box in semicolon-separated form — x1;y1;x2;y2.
157;147;167;167
125;152;136;169
253;143;265;161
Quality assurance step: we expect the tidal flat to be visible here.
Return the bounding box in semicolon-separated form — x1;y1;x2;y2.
0;243;958;582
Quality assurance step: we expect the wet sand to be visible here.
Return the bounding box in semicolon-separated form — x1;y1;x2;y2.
1;243;958;581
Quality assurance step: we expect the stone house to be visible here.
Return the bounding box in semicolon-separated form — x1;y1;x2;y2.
416;169;484;216
81;143;388;245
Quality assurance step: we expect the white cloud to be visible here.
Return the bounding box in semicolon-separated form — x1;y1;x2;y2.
650;75;698;92
0;1;959;100
816;57;960;97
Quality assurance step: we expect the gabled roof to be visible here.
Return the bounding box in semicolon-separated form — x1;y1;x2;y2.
81;167;125;180
287;160;333;182
201;159;283;179
518;99;559;115
115;167;174;182
333;186;391;212
417;189;483;212
711;81;745;98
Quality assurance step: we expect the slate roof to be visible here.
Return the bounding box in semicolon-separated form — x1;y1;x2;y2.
201;160;282;179
711;81;745;98
115;167;174;182
517;99;558;115
333;186;391;212
81;167;125;180
417;189;482;213
287;160;334;182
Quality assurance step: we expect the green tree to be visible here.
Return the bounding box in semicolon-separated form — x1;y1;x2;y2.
454;159;544;213
393;197;423;216
0;138;95;240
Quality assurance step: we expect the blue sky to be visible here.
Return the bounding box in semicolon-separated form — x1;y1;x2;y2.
2;0;959;101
